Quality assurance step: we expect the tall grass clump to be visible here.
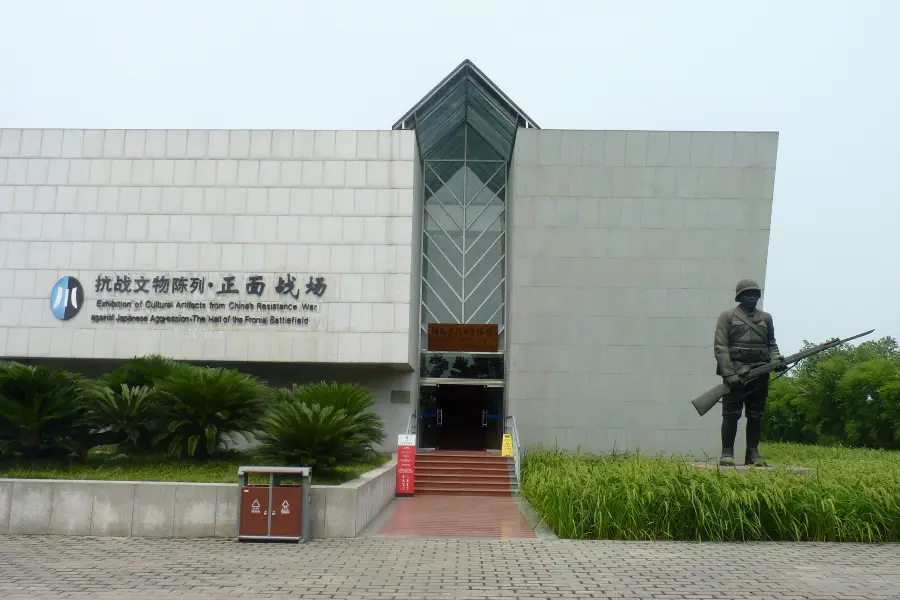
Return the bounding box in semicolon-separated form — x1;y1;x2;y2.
521;445;900;542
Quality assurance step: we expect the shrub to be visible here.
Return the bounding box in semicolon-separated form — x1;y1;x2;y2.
521;445;900;542
153;364;270;458
0;361;97;458
255;382;385;471
99;354;178;392
87;384;164;454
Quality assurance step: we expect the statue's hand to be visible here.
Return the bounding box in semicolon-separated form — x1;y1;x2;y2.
724;375;742;388
774;359;788;372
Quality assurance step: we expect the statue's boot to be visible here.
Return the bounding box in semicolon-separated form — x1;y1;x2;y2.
745;417;767;466
719;417;738;466
719;448;735;466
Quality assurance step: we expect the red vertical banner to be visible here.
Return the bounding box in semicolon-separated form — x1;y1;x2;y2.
396;434;416;496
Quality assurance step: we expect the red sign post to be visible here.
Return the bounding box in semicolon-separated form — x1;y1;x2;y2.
396;434;416;496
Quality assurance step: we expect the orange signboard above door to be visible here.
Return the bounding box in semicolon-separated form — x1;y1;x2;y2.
427;324;499;352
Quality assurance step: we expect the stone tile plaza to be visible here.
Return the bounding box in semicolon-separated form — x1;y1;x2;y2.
0;536;898;600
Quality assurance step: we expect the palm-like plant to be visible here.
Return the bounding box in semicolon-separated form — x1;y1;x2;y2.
88;384;164;454
153;364;270;458
99;354;178;391
0;361;94;458
255;382;385;470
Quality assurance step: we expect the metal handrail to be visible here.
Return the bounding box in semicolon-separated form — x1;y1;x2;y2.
405;411;416;436
504;415;521;487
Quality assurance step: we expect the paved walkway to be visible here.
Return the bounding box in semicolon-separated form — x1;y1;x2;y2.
0;535;898;599
372;495;539;538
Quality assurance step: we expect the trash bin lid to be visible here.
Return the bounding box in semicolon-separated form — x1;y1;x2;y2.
238;466;311;476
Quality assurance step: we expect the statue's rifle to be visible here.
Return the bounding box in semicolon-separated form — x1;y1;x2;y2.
690;329;875;417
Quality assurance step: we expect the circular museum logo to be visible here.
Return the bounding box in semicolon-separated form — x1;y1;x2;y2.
50;276;85;321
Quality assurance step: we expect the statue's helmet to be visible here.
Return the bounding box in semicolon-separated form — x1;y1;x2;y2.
734;278;761;301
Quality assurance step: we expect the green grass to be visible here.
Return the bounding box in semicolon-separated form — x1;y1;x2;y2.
521;442;900;542
759;441;900;468
0;450;391;486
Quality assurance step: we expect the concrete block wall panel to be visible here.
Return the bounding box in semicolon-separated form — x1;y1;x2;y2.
8;481;53;534
0;480;11;533
90;482;134;536
50;482;94;535
132;483;176;537
508;129;778;458
0;129;417;366
174;486;219;537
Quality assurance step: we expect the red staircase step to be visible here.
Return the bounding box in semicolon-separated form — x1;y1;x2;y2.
416;460;511;467
416;466;511;476
417;473;512;485
415;486;513;496
408;451;517;497
415;453;510;463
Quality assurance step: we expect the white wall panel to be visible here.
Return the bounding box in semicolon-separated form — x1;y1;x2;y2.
0;129;418;366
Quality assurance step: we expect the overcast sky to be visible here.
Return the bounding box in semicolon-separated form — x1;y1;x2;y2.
1;0;897;354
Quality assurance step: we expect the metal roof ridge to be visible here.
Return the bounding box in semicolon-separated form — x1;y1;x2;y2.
392;59;539;131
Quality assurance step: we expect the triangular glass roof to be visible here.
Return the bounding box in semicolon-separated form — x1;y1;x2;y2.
392;59;539;161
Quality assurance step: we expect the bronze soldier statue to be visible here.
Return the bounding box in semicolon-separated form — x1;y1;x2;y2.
714;279;786;466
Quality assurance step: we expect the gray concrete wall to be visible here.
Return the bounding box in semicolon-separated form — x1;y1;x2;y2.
507;129;778;458
0;458;396;539
0;128;417;366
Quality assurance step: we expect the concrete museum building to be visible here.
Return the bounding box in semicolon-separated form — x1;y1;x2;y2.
0;60;778;457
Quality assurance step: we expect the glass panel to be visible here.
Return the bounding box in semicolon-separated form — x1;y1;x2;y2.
421;289;457;324
422;258;460;306
418;69;515;351
414;70;466;119
422;232;462;281
465;162;505;203
428;125;466;161
418;386;438;449
484;386;504;450
465;280;504;325
464;233;504;298
466;125;505;162
416;79;467;142
466;108;513;160
420;353;504;380
420;107;466;159
425;161;464;205
467;76;519;132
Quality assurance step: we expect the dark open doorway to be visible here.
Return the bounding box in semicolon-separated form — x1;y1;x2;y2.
419;384;503;451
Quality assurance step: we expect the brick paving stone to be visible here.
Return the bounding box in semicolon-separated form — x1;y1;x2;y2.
0;535;897;599
376;496;537;538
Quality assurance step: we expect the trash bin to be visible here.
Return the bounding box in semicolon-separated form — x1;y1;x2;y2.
237;466;311;543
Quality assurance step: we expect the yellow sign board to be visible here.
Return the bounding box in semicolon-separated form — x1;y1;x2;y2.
501;434;514;457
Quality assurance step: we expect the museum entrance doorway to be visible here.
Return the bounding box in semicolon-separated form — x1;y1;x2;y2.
419;383;503;451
